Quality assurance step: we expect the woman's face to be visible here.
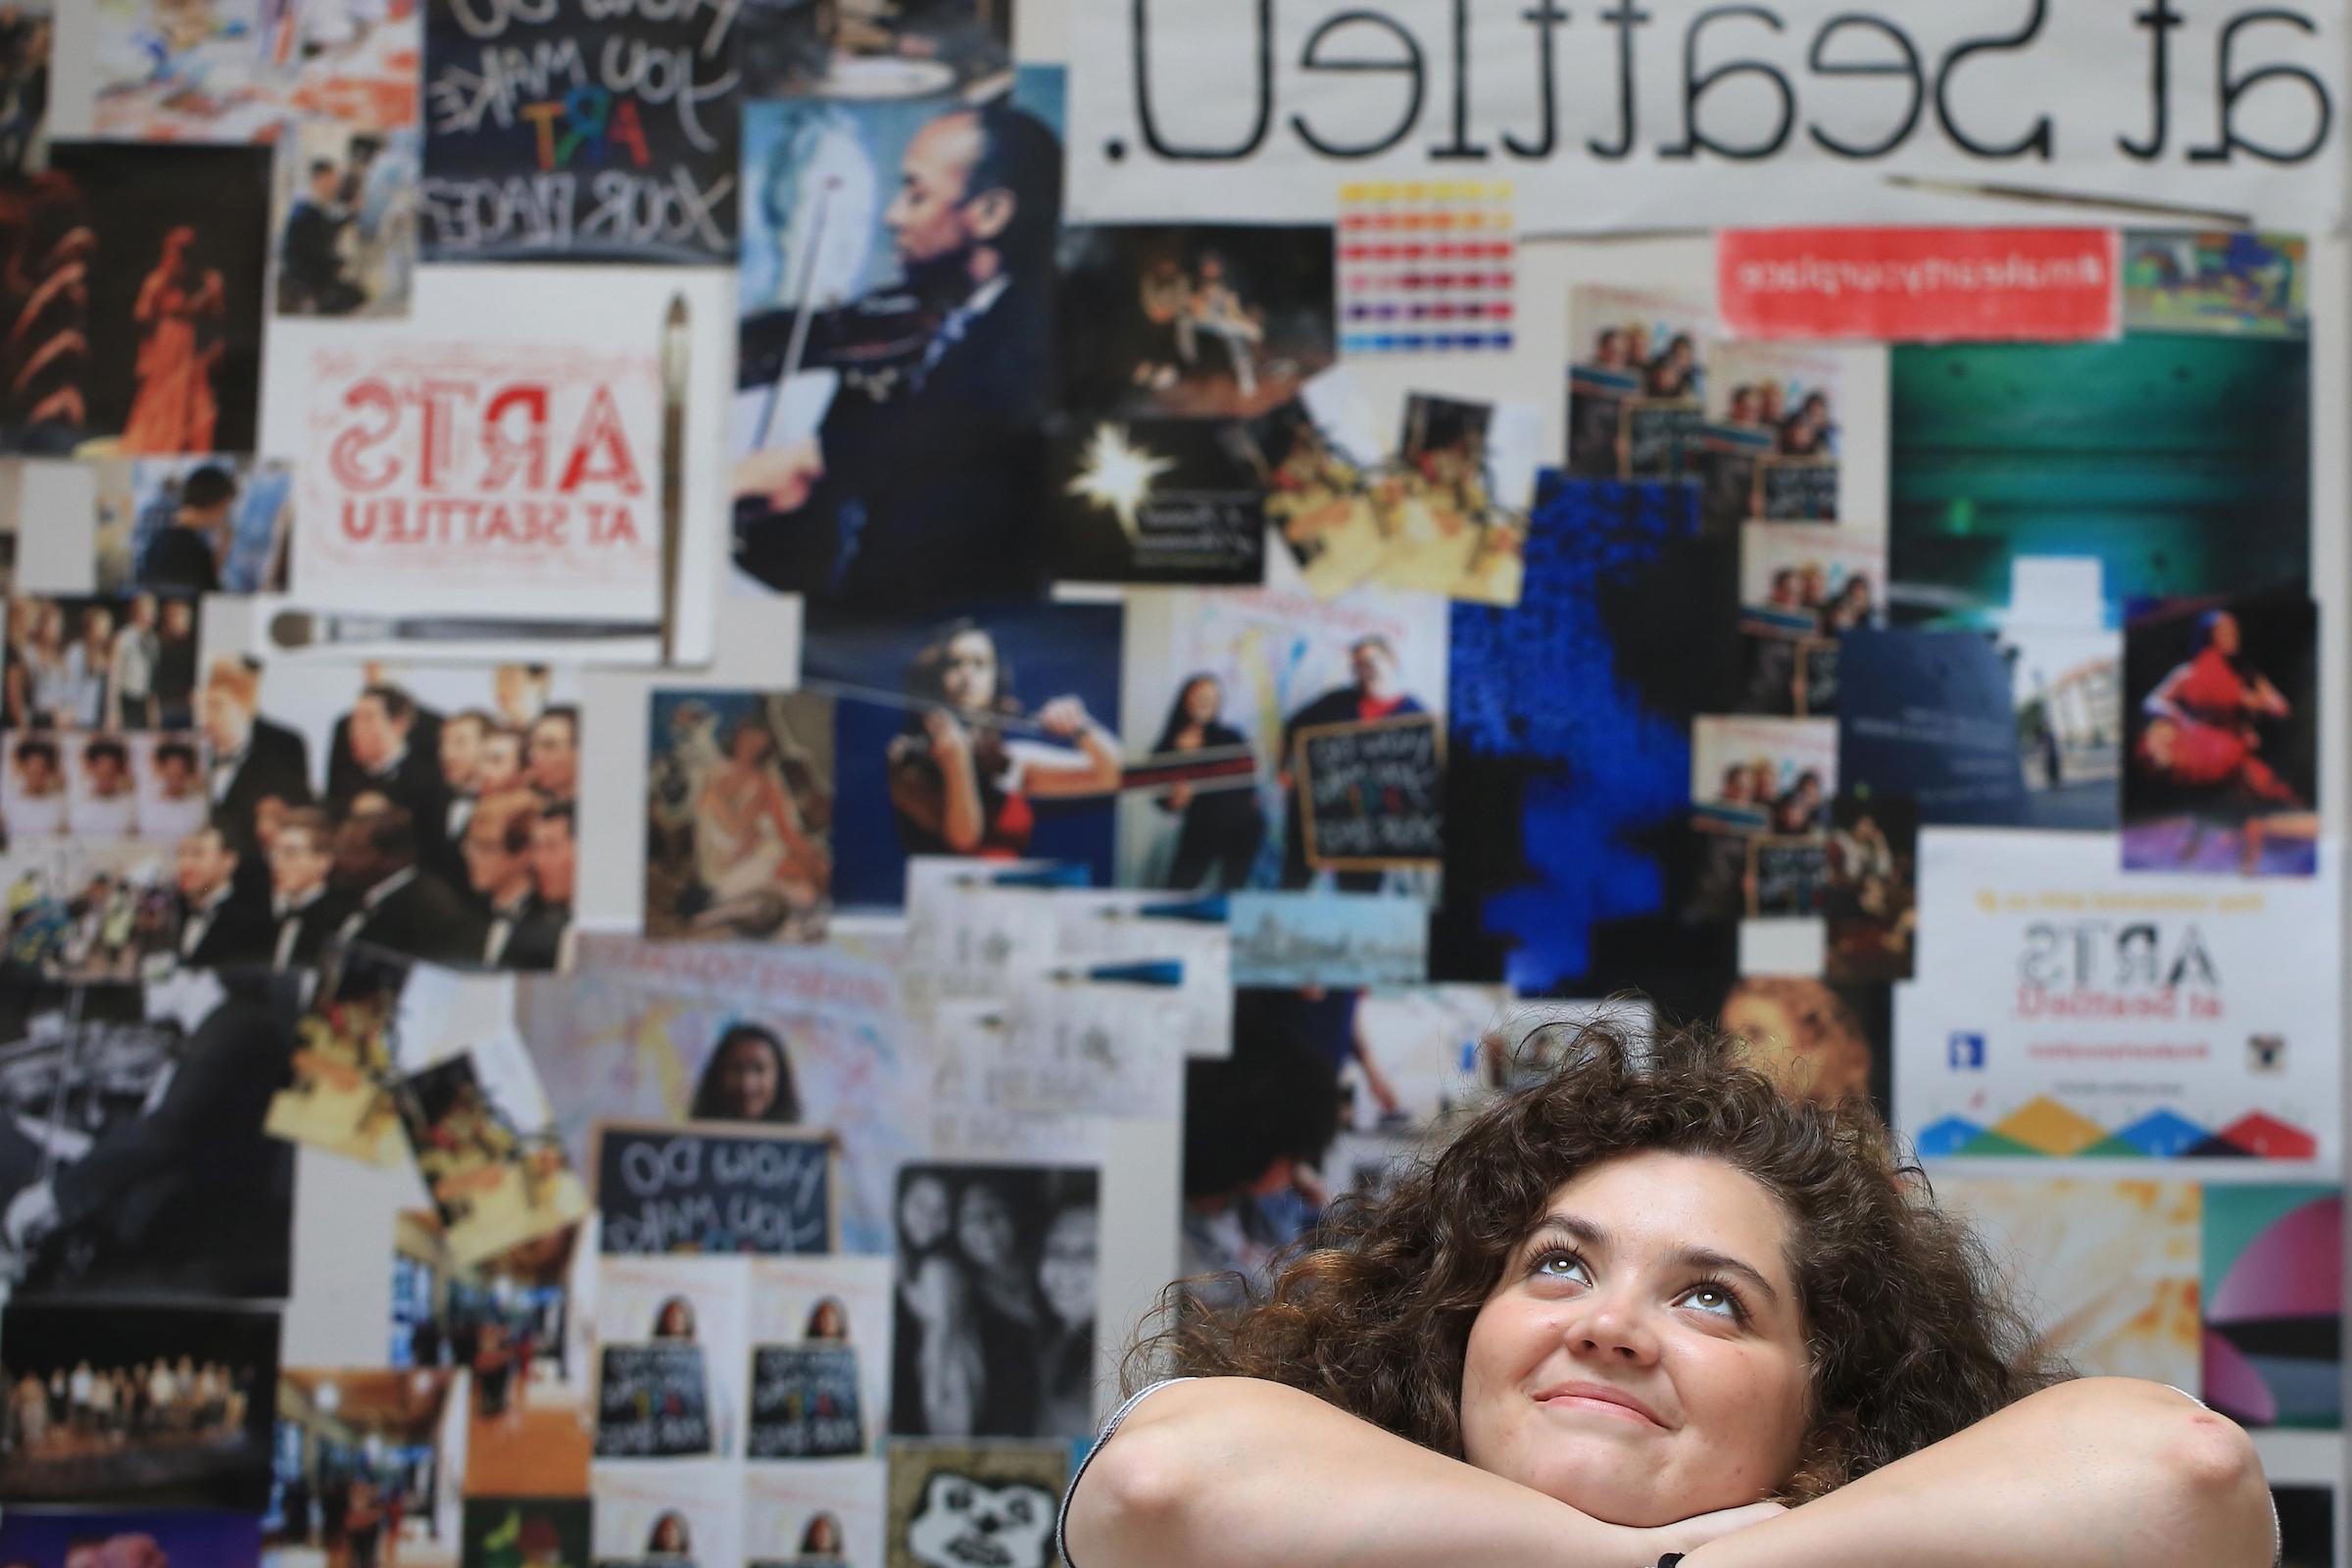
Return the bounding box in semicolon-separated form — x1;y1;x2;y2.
939;631;999;710
717;1035;781;1119
657;1300;693;1339
1037;1205;1098;1326
1458;1151;1810;1528
805;1514;842;1553
956;1183;1016;1272
732;724;771;764
900;1175;951;1250
2209;612;2242;656
1181;678;1220;725
1722;987;1870;1103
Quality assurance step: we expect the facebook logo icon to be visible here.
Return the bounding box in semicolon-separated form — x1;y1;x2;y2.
1948;1033;1986;1070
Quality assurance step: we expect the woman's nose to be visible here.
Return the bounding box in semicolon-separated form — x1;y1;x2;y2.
1565;1292;1663;1363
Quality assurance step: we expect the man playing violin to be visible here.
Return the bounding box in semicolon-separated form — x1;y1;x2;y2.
733;101;1060;608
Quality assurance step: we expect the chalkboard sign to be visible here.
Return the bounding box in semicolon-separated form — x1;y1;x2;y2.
1757;458;1838;520
1296;714;1444;870
1623;400;1702;480
1797;637;1840;716
594;1120;837;1256
595;1344;714;1457
419;1;740;265
1747;836;1829;918
747;1345;864;1458
1567;385;1628;477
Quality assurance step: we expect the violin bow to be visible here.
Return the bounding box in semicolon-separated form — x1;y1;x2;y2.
754;174;844;451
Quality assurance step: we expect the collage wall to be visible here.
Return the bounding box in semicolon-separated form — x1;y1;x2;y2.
0;2;2342;1567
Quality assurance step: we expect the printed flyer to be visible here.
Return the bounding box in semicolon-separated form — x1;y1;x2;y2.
1895;829;2341;1165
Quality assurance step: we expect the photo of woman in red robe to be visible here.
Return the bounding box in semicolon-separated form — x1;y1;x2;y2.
119;225;224;456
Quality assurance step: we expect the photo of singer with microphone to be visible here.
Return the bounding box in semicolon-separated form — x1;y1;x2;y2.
806;602;1126;910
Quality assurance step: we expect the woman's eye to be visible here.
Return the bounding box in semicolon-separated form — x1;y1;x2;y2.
1530;1250;1591;1283
1680;1284;1740;1318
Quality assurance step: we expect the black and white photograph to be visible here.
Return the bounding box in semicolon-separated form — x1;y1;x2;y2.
889;1163;1098;1441
0;972;297;1298
0;1299;281;1509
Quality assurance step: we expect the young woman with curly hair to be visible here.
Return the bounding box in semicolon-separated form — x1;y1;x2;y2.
1061;1021;2277;1568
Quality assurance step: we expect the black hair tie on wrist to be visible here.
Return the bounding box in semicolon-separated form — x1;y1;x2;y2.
1656;1557;1686;1567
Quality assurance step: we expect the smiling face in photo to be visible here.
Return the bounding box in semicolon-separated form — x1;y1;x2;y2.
1458;1150;1811;1527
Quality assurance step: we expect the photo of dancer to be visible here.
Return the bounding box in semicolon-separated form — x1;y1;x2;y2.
2123;590;2319;876
266;1369;460;1568
890;1164;1098;1441
733;95;1062;606
808;603;1124;909
645;692;834;945
271;122;419;319
0;1300;280;1510
0;145;271;458
96;458;293;599
1058;224;1336;421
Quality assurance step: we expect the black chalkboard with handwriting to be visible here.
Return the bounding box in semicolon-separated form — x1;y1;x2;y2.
1626;401;1702;480
1568;386;1627;477
420;0;739;264
1748;837;1829;918
595;1121;835;1256
748;1345;864;1458
1759;459;1838;520
595;1344;713;1458
1298;715;1444;869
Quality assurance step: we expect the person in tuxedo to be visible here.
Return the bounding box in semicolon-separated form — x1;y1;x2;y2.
430;709;494;891
332;799;488;968
200;659;312;860
172;820;270;967
523;706;579;804
266;808;352;971
733;101;1060;607
1277;636;1428;893
329;684;449;831
463;791;564;970
0;971;296;1297
518;800;576;970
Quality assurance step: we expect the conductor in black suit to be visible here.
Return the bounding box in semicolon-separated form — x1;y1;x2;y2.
173;819;272;968
201;658;313;860
331;798;488;968
733;101;1059;608
2;971;297;1298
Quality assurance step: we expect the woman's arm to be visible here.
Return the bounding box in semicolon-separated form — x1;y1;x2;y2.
1024;698;1123;799
1681;1379;2274;1568
1062;1377;1772;1568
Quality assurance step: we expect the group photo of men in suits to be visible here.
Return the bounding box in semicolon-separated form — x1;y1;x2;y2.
185;659;580;973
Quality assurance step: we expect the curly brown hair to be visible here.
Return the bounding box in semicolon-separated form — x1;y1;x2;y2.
1130;1017;2065;1501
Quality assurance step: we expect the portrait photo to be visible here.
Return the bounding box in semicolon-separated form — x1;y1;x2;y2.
1566;284;1708;482
645;690;835;946
733;93;1062;607
807;602;1126;910
890;1163;1100;1441
1700;340;1842;531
